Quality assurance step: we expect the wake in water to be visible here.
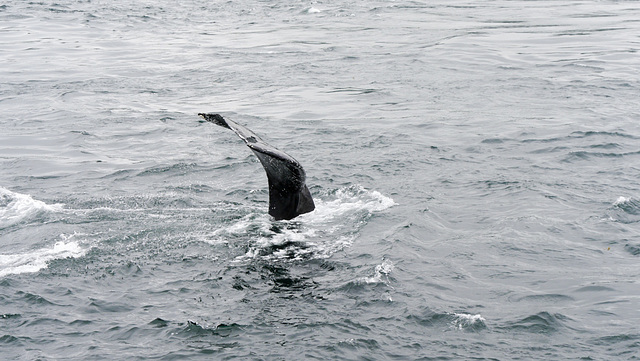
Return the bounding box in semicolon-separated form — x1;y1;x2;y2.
209;185;396;261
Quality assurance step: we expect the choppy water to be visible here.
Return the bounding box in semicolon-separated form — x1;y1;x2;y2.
1;0;640;360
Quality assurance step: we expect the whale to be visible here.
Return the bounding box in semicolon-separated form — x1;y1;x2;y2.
199;113;315;221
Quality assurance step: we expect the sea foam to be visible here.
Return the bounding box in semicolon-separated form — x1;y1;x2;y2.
209;185;395;261
0;236;86;277
0;187;62;229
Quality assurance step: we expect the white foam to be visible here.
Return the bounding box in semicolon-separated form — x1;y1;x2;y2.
613;196;630;206
0;236;87;277
363;258;395;284
451;313;486;330
302;185;396;224
0;187;63;229
212;186;395;261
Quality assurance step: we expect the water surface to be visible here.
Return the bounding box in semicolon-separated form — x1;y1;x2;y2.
1;1;640;359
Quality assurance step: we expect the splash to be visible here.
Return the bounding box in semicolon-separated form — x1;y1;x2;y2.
451;313;487;331
0;235;87;277
0;187;63;229
305;185;396;224
210;185;395;261
608;196;640;223
363;258;395;284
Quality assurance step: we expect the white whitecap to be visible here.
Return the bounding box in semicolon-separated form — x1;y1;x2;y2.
0;236;87;277
363;258;395;284
451;313;486;330
613;196;630;206
0;187;62;229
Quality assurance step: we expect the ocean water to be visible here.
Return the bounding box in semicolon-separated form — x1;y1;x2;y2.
1;0;640;359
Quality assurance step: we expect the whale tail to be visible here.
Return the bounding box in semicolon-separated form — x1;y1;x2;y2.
199;113;315;221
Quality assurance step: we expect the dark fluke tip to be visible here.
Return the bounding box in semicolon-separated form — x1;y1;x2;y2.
199;113;230;129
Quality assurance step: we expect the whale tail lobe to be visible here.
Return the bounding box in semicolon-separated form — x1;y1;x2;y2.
199;113;315;220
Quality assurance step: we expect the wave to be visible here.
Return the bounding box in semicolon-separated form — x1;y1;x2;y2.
607;196;640;224
563;150;640;162
406;309;487;332
0;186;62;229
0;235;87;277
523;130;638;144
505;311;568;334
451;313;487;331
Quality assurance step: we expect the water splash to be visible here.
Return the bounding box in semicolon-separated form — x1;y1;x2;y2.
451;313;487;331
208;185;395;261
0;234;87;277
363;258;395;284
608;196;640;223
0;187;63;229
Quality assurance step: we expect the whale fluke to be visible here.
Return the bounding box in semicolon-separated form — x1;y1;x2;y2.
199;113;315;221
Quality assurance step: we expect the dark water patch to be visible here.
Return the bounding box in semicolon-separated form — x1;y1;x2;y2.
69;130;92;136
589;143;621;149
592;333;640;358
624;243;640;256
100;168;137;180
522;131;638;145
231;275;254;291
25;317;67;328
516;294;575;302
562;150;640;162
594;333;640;345
0;334;22;345
480;179;523;190
406;308;450;328
504;312;568;334
106;325;161;342
574;285;616;292
571;131;638;139
180;321;247;338
1;313;21;320
326;87;380;95
16;291;55;306
83;297;136;314
271;274;315;293
529;146;569;154
137;162;202;178
149;317;169;328
69;319;93;327
256;240;313;261
481;138;509;144
256;262;319;293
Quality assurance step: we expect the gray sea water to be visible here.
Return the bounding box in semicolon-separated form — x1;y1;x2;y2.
1;0;640;359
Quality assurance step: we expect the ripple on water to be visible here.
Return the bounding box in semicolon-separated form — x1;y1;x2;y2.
504;311;569;334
